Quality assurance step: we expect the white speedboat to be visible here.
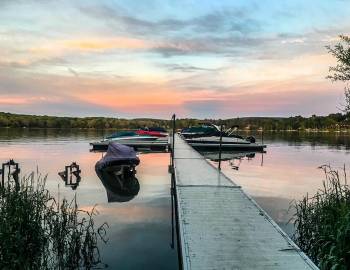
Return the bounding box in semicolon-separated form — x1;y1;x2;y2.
181;124;266;151
185;136;266;150
102;131;159;142
90;130;169;151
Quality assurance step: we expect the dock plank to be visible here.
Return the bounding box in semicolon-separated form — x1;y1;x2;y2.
173;134;318;270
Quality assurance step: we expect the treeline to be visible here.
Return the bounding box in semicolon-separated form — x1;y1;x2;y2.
0;112;349;131
0;112;170;129
220;114;350;131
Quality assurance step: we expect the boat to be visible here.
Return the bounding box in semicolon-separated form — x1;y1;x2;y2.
90;130;169;151
181;123;266;151
95;142;140;202
103;131;159;142
181;123;220;138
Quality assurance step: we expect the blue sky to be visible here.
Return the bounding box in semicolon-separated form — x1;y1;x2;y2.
0;0;349;118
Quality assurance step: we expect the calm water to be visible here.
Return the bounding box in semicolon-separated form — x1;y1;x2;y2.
1;128;350;268
203;131;350;235
0;128;178;269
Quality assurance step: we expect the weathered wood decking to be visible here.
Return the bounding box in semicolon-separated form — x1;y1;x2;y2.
172;134;318;270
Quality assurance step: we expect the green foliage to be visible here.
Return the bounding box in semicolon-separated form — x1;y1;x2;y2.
0;112;349;131
294;165;350;270
0;172;108;269
344;86;350;116
327;35;350;82
327;35;350;115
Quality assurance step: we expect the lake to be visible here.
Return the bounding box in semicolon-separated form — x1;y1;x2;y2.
0;128;349;268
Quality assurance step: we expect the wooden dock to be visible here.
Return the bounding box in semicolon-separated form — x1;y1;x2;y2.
172;134;318;270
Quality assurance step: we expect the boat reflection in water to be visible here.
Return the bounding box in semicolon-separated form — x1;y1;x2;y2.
198;150;263;170
96;168;140;202
95;142;140;203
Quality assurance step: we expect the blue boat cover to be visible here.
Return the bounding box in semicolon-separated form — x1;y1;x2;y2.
95;142;140;170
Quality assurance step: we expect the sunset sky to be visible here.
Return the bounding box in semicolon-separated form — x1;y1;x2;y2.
1;0;350;118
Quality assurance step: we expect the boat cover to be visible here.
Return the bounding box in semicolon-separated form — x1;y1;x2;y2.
95;142;140;170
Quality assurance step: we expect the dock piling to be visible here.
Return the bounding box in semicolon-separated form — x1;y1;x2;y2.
218;123;223;170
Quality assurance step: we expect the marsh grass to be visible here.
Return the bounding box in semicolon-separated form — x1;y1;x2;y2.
294;165;350;270
0;170;108;269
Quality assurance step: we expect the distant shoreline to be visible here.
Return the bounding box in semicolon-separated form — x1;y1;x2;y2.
0;111;349;131
0;126;349;133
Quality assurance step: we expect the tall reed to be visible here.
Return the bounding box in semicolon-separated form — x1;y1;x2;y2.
0;171;108;269
294;165;350;270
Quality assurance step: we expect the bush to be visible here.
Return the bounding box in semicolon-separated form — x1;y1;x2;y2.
0;171;108;269
294;165;350;270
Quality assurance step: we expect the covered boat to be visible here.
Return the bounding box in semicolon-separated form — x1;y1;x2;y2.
95;142;140;202
95;142;140;169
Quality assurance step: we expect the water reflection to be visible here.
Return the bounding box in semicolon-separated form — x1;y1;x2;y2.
96;168;140;203
0;129;179;269
1;127;350;259
238;130;350;150
199;151;257;162
198;150;263;170
58;162;81;190
94;142;141;203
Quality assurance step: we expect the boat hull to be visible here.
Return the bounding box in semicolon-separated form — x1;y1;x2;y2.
90;139;169;151
189;142;266;151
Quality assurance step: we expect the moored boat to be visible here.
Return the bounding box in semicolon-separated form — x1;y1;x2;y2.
95;142;140;202
136;127;169;137
181;123;266;151
90;129;169;151
103;131;159;142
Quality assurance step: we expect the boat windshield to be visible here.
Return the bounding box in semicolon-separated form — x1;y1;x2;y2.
182;125;219;135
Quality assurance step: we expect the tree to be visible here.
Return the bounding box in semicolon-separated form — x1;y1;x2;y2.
326;35;350;115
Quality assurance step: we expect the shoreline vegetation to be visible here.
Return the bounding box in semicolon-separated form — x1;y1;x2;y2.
294;165;350;270
0;170;108;269
0;112;350;132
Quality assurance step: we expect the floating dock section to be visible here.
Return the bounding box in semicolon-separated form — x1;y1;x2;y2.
172;134;318;270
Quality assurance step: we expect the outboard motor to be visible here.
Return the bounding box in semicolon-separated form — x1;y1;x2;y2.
245;136;256;143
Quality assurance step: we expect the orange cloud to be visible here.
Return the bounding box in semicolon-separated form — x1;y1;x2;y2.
0;96;63;106
26;37;151;62
0;97;29;105
70;78;184;109
64;37;150;51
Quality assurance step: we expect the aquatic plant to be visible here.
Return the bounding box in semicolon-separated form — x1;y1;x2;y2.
294;165;350;270
0;170;108;269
